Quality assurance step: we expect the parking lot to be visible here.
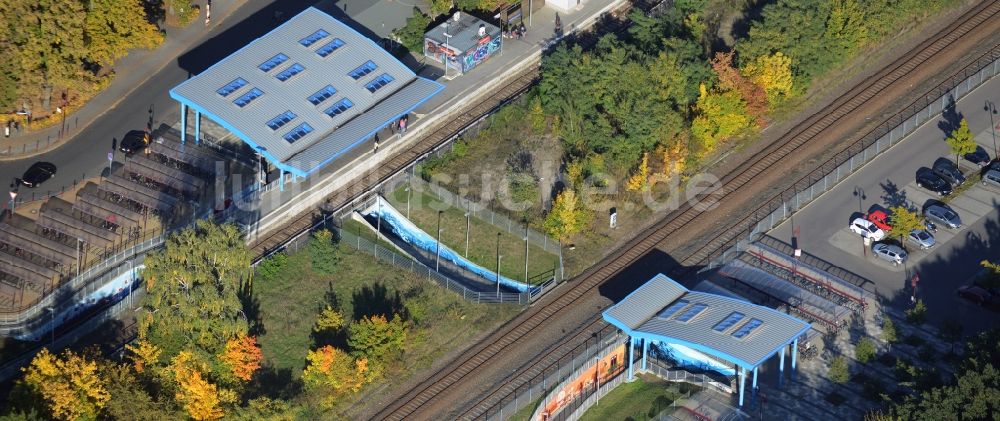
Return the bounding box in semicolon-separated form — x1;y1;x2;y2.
770;77;1000;330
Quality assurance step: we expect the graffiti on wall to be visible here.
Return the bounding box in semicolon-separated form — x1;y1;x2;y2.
536;343;626;420
424;38;460;69
462;35;501;73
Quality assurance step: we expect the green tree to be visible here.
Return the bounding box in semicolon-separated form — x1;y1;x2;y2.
887;206;924;243
393;7;430;53
828;355;850;383
85;0;164;66
4;0;88;104
938;319;963;354
347;314;407;364
256;252;287;284
855;337;877;364
945;118;976;165
906;299;928;325
882;317;898;350
138;221;251;361
308;229;340;276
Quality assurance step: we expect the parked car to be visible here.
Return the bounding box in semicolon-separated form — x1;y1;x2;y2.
872;243;908;266
924;204;961;229
119;130;149;155
906;228;936;249
915;168;952;196
18;161;57;188
932;160;966;187
867;210;892;232
982;169;1000;189
964;146;991;167
957;286;1000;311
850;218;886;241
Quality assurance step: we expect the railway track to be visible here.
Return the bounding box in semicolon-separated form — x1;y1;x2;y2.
373;1;1000;419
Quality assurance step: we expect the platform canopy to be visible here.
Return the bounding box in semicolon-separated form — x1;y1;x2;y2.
170;7;444;178
603;274;811;370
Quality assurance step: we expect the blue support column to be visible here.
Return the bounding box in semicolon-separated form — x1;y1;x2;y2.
779;346;786;388
641;339;649;371
180;103;187;144
738;366;746;407
194;111;201;144
752;367;758;398
627;337;635;380
791;339;798;371
279;170;285;192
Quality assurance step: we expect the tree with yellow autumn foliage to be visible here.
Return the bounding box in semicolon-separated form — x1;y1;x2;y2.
742;52;794;106
690;83;752;153
20;348;110;421
302;345;369;409
625;153;651;192
658;137;688;177
219;335;263;382
125;339;162;374
171;352;231;420
544;189;587;241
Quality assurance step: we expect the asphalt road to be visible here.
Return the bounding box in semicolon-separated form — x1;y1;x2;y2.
0;0;322;202
772;73;1000;330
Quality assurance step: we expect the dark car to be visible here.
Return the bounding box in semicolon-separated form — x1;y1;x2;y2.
915;168;951;196
964;146;991;167
18;162;56;188
119;130;149;155
932;160;966;187
957;285;1000;311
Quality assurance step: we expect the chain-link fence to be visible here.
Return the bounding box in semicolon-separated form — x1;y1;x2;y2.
703;44;1000;276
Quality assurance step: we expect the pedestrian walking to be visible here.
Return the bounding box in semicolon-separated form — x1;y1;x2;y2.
390;119;397;134
399;116;407;134
519;23;526;38
4;126;8;138
373;136;380;153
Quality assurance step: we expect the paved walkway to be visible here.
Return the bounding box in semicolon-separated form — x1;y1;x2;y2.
0;0;247;159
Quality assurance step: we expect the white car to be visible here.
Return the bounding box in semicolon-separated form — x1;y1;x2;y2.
850;218;885;241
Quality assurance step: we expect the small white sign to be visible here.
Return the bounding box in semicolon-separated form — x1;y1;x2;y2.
108;151;114;161
609;212;617;229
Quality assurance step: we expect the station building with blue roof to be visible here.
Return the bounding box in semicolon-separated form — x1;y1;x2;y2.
169;7;444;188
603;274;811;406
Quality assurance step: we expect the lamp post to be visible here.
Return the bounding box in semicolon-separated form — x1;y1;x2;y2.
76;238;83;278
443;22;454;78
496;232;502;296
435;211;443;272
8;180;17;215
985;101;998;157
45;307;55;348
524;223;529;284
128;258;135;309
376;195;383;259
464;210;470;257
405;185;412;219
853;186;865;213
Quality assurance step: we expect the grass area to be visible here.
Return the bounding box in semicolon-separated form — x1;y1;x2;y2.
507;397;542;421
384;187;560;285
578;374;694;421
341;218;401;252
252;234;521;414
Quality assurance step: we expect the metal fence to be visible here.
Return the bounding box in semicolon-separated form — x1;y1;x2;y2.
391;176;564;256
703;44;1000;274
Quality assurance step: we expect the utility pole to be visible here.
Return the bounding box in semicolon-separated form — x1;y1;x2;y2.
986;101;998;157
524;223;529;284
496;232;502;296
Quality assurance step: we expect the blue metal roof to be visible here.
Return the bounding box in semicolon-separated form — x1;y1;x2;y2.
603;274;811;369
169;7;443;177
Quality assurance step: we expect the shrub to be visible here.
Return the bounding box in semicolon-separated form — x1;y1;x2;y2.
308;230;340;276
256;252;288;283
882;317;898;345
905;300;927;324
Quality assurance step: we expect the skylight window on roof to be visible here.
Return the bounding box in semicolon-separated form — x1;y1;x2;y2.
283;122;314;143
299;29;330;47
308;85;337;105
712;312;745;332
316;39;345;57
275;63;305;82
657;300;689;319
233;88;263;107
349;61;377;79
731;319;763;339
674;303;708;323
365;74;394;93
266;111;297;130
323;98;354;117
217;78;247;97
258;54;289;72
